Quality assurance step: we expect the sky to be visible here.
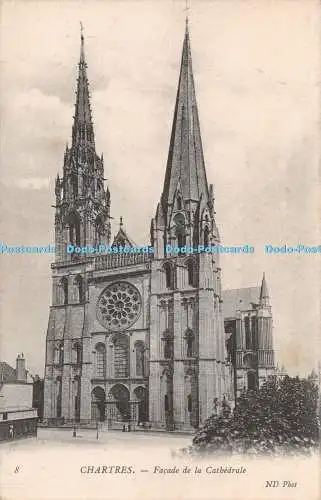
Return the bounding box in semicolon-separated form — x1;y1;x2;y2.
0;0;320;377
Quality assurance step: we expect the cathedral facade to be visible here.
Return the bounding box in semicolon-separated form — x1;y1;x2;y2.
43;23;275;430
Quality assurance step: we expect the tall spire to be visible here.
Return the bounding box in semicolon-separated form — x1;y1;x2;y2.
72;24;95;147
259;272;270;306
161;20;209;208
55;29;112;260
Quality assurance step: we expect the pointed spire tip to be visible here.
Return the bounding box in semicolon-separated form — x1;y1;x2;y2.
80;21;84;40
259;272;270;304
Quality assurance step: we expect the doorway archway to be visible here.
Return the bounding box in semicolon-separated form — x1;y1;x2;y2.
91;386;106;422
109;384;130;422
134;386;148;423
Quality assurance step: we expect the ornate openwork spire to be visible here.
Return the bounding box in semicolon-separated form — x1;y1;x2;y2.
72;24;95;148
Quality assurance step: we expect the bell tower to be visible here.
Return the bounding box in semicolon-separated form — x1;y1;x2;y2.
151;20;219;258
149;20;232;430
54;29;111;262
44;29;111;423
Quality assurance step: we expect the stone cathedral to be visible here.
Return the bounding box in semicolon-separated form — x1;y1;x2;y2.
44;23;275;430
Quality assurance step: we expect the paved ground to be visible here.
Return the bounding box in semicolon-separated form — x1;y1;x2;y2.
35;426;192;449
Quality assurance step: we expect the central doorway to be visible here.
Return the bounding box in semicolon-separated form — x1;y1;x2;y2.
109;384;130;421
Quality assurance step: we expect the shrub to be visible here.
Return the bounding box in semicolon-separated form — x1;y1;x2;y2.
187;375;320;457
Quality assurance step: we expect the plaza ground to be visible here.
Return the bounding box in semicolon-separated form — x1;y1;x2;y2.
12;426;192;450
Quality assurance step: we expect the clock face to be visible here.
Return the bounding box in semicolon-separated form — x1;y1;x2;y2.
96;281;142;331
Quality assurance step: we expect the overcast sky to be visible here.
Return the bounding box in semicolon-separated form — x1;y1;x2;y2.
0;0;319;377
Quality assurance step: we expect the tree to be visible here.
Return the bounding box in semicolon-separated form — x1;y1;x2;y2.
186;375;320;457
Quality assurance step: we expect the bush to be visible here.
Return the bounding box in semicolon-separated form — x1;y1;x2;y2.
187;375;320;457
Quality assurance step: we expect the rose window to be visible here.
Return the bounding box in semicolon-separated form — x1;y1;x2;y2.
97;282;141;331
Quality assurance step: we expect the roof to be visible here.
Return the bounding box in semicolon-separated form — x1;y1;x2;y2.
222;287;261;319
0;362;16;383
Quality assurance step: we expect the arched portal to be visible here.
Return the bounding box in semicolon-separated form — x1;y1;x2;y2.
134;386;148;423
109;384;130;422
91;386;106;422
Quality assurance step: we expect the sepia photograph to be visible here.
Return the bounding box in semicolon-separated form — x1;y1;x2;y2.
0;1;320;499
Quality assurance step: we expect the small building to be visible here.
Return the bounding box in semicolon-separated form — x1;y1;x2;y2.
223;274;275;399
0;354;38;441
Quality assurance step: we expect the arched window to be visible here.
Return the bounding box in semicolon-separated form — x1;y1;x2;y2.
74;275;84;303
174;213;186;247
245;316;251;349
135;341;145;377
176;228;186;247
163;332;173;359
203;226;209;247
186;329;195;358
68;212;81;246
163;262;173;289
177;196;182;210
95;343;106;379
61;277;68;305
187;394;192;413
113;335;129;378
186;259;195;287
56;376;62;418
73;343;82;365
